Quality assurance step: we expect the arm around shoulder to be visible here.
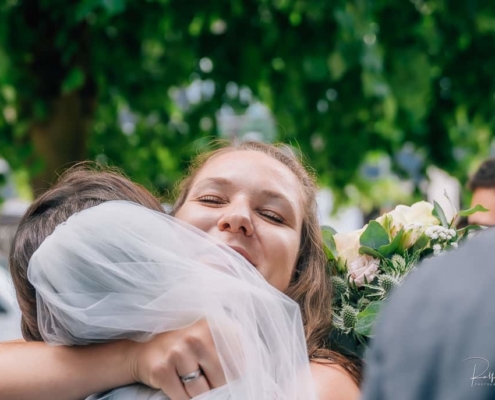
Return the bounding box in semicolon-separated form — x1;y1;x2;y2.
310;361;361;400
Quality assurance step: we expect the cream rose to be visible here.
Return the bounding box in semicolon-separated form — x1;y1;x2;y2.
385;201;438;229
347;255;380;287
333;226;366;267
377;201;440;249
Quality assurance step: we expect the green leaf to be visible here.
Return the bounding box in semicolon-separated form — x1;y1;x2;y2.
336;257;348;274
458;204;489;217
354;301;382;337
74;0;127;21
359;246;384;259
322;226;338;260
102;0;127;15
61;68;85;94
411;233;429;253
432;201;449;227
457;224;484;239
75;0;101;22
33;100;49;120
378;229;404;257
360;221;390;250
321;225;337;235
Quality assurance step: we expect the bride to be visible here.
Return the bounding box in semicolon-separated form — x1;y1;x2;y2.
28;200;314;399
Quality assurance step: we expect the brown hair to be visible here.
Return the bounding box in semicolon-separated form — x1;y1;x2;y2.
468;157;495;192
9;164;164;342
172;141;362;385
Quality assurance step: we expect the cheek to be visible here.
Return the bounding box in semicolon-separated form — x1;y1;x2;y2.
268;234;301;291
175;205;212;232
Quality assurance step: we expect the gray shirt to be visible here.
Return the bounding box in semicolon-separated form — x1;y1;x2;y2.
362;229;495;400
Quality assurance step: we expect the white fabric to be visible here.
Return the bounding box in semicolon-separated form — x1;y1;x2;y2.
28;201;316;400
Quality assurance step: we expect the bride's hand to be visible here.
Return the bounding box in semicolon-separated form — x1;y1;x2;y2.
125;319;226;400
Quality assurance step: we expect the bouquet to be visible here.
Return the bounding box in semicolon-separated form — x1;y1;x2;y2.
324;200;486;356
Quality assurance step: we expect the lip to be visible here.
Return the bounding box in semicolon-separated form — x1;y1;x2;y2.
228;245;255;266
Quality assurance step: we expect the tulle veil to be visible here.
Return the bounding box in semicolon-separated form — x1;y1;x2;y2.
28;201;316;399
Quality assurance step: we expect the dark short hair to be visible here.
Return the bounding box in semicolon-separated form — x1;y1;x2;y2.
468;158;495;191
9;164;164;341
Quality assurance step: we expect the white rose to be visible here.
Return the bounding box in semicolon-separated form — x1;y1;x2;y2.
378;201;440;249
348;255;380;287
389;201;438;227
405;201;439;226
334;226;366;267
385;205;411;232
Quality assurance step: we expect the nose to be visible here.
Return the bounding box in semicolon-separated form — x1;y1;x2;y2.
217;201;254;236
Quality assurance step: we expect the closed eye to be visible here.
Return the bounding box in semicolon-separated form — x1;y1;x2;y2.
260;210;284;223
197;195;225;205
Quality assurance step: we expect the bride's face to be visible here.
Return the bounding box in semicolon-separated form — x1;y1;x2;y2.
175;150;305;291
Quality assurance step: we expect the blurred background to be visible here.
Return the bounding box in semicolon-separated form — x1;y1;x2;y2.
1;0;495;338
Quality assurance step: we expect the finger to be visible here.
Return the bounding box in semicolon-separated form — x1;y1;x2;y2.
182;374;211;398
195;319;244;388
196;342;226;388
184;324;227;389
150;363;190;400
175;346;211;397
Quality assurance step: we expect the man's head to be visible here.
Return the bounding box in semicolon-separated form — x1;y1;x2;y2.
468;158;495;226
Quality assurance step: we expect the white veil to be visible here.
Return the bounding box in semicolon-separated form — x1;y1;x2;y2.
27;201;316;400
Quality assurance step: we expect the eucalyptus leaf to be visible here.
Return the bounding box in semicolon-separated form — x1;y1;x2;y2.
322;226;338;261
354;301;382;337
457;224;484;240
359;246;384;259
321;225;337;235
360;221;390;250
432;201;449;227
378;229;404;256
458;204;489;217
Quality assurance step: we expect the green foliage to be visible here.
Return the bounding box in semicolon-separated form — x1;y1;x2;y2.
377;229;403;257
1;0;495;199
433;200;449;227
354;301;381;337
458;204;489;217
328;200;483;355
322;225;338;260
359;221;389;249
61;68;86;94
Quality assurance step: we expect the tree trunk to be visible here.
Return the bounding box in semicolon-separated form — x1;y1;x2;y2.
7;0;97;197
29;91;94;196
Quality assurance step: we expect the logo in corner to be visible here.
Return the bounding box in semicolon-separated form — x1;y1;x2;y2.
463;357;495;387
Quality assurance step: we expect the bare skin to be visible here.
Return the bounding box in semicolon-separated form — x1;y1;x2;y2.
0;151;359;399
468;187;495;226
0;326;359;400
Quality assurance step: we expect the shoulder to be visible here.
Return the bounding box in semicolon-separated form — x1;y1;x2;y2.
310;360;360;400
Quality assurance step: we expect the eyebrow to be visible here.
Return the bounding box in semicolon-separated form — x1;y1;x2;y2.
192;177;299;217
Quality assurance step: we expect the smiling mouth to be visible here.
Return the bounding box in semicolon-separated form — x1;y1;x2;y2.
228;246;255;266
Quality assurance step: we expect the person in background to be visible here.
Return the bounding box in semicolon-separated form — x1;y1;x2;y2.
467;157;495;226
361;228;495;400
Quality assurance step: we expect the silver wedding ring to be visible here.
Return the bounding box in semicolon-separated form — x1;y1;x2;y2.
179;368;203;383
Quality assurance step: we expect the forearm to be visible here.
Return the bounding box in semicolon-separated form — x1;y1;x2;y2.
0;339;135;400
